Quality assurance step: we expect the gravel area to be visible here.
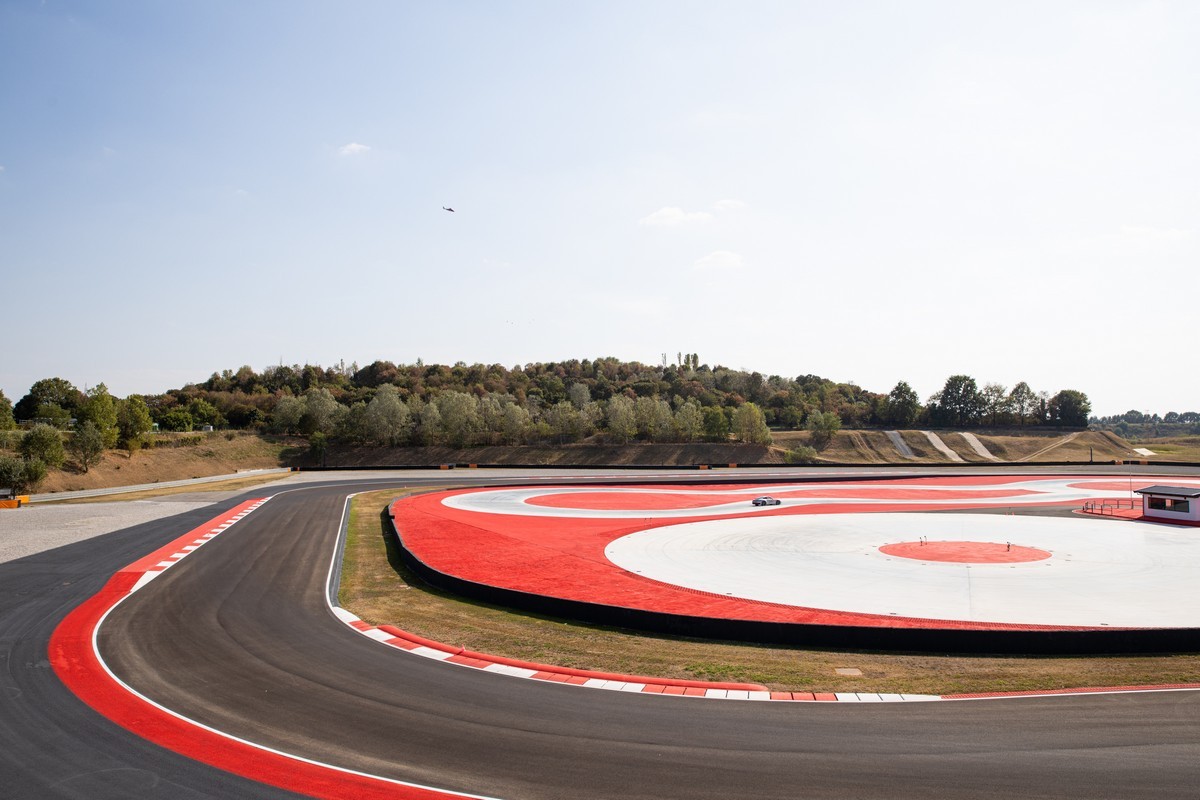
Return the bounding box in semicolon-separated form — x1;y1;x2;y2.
0;470;404;565
0;496;241;565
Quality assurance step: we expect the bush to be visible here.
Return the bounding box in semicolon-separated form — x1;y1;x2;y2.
806;411;841;451
20;424;65;468
0;455;24;490
21;458;47;492
785;445;819;464
308;431;328;465
0;455;46;493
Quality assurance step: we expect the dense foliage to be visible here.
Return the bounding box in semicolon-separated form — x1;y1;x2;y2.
1092;410;1200;439
3;358;1110;465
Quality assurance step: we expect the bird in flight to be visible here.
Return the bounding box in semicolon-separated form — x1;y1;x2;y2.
442;206;455;212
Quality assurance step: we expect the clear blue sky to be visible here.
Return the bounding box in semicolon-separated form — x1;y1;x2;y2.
2;1;1196;416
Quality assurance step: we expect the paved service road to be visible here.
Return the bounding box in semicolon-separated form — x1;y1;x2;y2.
5;470;1200;798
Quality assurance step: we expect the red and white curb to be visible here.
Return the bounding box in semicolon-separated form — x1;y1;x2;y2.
330;609;1200;703
330;606;799;699
53;497;496;800
129;499;270;591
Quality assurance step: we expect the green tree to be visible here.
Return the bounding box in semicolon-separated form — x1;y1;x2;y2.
68;421;106;473
187;398;226;429
732;402;772;445
300;388;343;436
20;423;65;468
414;400;442;445
77;384;119;447
500;403;530;445
806;411;841;451
980;383;1010;426
160;409;194;432
436;391;482;448
364;384;412;446
0;390;15;431
605;395;637;443
117;396;154;450
1048;390;1091;428
673;399;704;442
545;401;585;443
934;375;983;427
884;381;920;427
337;401;369;443
567;382;591;410
702;406;730;440
634;397;674;442
14;377;83;422
1008;382;1037;426
34;403;72;428
271;395;305;434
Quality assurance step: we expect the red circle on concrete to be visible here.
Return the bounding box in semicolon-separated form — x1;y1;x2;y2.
879;541;1052;564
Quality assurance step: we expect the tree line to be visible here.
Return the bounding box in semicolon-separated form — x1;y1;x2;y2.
1;357;1094;490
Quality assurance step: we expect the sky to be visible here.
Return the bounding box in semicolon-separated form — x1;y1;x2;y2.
1;1;1196;417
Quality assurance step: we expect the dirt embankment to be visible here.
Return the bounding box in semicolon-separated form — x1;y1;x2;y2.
12;427;1169;495
772;428;1141;465
30;432;293;494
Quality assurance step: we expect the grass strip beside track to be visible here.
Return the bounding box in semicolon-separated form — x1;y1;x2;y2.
341;488;1200;695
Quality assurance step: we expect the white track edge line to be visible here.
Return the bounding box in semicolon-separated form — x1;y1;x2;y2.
93;494;504;800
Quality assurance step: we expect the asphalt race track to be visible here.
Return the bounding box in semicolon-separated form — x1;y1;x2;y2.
5;469;1200;799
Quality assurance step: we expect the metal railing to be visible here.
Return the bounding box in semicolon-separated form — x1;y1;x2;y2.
1081;498;1138;516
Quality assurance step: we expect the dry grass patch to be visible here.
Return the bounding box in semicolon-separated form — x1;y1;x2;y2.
46;472;292;504
1129;435;1200;462
341;488;1200;694
37;431;292;495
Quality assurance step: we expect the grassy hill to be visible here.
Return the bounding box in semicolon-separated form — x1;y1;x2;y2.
21;427;1192;495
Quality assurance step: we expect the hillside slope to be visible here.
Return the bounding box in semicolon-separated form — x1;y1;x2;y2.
15;428;1177;495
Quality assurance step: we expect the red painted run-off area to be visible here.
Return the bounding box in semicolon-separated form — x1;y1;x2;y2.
880;541;1052;564
526;486;1040;510
393;479;1115;633
50;499;470;800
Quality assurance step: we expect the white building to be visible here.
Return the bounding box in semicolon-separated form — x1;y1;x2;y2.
1134;485;1200;525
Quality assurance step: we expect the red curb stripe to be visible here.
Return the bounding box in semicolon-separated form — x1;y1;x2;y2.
50;500;479;800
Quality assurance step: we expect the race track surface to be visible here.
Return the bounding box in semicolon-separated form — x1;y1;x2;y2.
5;469;1200;798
